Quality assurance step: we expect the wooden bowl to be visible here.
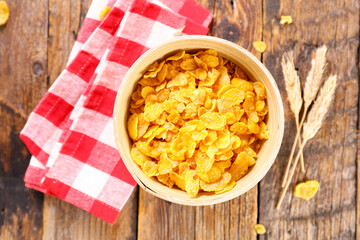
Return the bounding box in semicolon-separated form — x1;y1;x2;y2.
113;36;284;206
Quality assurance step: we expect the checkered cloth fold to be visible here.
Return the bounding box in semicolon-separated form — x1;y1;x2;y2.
21;0;212;223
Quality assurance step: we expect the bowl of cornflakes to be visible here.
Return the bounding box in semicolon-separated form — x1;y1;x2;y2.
113;36;284;205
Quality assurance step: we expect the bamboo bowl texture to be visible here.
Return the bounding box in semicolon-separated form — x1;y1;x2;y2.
113;36;284;206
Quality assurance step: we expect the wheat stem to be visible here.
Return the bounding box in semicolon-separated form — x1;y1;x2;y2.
277;74;337;209
297;46;327;173
281;47;327;186
295;117;305;172
276;138;308;209
281;105;308;187
281;51;305;185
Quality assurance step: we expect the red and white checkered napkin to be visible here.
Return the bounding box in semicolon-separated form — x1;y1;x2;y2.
21;0;212;223
22;0;131;192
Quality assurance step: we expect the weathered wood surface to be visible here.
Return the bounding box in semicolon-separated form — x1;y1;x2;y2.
43;189;138;240
0;0;359;239
259;0;358;239
0;0;48;239
48;0;82;85
358;130;360;240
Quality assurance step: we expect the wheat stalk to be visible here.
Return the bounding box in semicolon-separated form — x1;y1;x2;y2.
303;45;328;108
282;51;302;115
276;74;337;209
281;51;305;179
283;45;328;186
302;75;337;140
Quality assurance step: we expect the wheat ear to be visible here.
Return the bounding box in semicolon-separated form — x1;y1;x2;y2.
281;51;305;182
276;74;337;209
303;45;328;108
283;45;328;186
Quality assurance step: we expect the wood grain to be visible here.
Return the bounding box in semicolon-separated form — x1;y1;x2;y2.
43;1;139;239
47;0;92;86
1;0;360;239
0;0;48;239
259;0;358;239
137;1;262;239
357;129;360;240
43;189;138;240
48;0;82;85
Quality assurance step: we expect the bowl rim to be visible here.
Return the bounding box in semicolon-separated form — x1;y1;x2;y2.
113;35;284;205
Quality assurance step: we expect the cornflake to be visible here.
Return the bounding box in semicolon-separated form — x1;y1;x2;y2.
280;15;293;25
254;224;266;235
99;6;111;21
253;41;267;53
294;180;319;200
126;49;269;197
0;1;10;25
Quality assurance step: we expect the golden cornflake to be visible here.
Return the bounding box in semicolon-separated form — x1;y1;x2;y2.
158;153;178;175
254;224;266;235
157;174;174;188
215;130;231;149
221;88;245;106
0;1;10;25
126;49;269;197
169;172;185;190
253;41;267;53
166;50;185;61
180;58;197;71
294;180;319;200
144;61;165;78
215;180;235;194
142;160;158;177
141;86;155;98
200;172;232;192
194;56;208;70
130;147;150;166
144;102;163;122
214;160;231;172
99;6;111;21
200;112;226;130
280;15;292;25
229;152;256;181
127;113;138;140
199;54;219;68
185;170;200;197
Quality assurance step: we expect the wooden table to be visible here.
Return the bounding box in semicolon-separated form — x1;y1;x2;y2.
0;0;358;239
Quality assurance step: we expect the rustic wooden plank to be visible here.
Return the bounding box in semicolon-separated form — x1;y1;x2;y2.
43;188;138;240
47;0;82;85
357;130;360;240
42;1;139;239
138;190;197;239
137;1;262;239
0;0;48;239
259;0;358;239
47;0;93;86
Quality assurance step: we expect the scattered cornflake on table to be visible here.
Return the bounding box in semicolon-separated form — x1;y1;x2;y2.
294;180;319;200
280;16;292;25
99;6;111;21
254;224;266;235
253;41;267;53
0;1;10;26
